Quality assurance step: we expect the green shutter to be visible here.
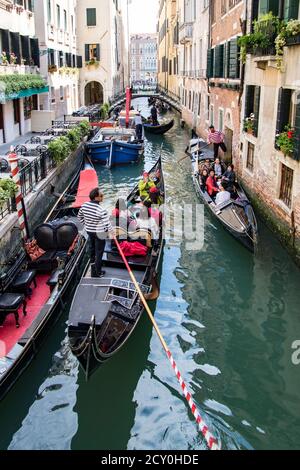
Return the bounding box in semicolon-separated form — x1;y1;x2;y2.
223;42;228;78
259;0;279;15
276;88;292;135
294;96;300;161
87;8;96;26
284;0;300;20
10;32;21;64
228;38;239;79
253;86;261;137
96;44;100;61
207;49;213;78
85;44;89;61
214;45;224;78
1;29;10;55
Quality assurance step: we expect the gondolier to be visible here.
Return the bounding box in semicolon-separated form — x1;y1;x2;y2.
150;104;159;126
207;125;227;159
78;188;114;278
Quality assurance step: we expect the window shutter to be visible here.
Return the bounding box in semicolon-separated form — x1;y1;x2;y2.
259;0;279;15
251;0;260;31
77;55;83;68
30;38;40;67
206;49;212;78
284;0;300;20
96;44;100;61
10;32;21;64
253;86;261;136
228;38;239;79
276;88;292;136
223;42;228;78
214;44;224;78
85;44;89;61
21;35;30;64
294;95;300;161
1;29;10;55
87;8;96;26
245;85;253;118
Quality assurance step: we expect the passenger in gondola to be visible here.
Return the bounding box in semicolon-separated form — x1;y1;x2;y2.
150;168;161;189
149;186;162;205
199;158;212;173
222;164;236;191
150;104;159;126
199;169;209;192
215;182;231;206
213;158;225;179
138;172;156;201
206;170;219;198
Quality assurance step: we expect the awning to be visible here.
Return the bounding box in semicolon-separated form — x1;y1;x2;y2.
0;86;49;104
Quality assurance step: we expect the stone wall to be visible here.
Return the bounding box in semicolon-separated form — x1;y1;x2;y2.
0;144;84;267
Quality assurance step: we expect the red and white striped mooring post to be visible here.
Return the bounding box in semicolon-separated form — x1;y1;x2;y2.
9;148;28;241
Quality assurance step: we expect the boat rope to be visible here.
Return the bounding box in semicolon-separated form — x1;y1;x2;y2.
113;236;221;451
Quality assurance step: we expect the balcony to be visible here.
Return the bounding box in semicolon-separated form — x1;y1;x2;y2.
0;64;39;75
179;22;193;44
286;34;300;46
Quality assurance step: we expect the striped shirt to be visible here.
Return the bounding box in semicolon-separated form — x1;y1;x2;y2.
208;130;224;145
78;201;113;234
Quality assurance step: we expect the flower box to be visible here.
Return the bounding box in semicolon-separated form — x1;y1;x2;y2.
286;34;300;46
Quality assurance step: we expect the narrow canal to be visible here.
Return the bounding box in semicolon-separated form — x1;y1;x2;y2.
1;98;300;451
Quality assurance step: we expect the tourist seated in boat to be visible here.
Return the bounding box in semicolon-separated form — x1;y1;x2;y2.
213;158;225;179
222;164;236;191
134;113;143;141
199;169;209;192
215;182;231;206
133;203;159;240
149;186;162;205
138;172;156;201
199;159;212;173
206;170;220;198
150;168;161;189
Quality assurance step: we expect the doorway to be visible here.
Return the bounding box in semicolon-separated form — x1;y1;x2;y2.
84;82;103;106
224;127;233;164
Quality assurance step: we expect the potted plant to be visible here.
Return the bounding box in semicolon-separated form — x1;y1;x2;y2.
276;125;295;156
243;114;255;134
0;51;9;66
9;52;17;65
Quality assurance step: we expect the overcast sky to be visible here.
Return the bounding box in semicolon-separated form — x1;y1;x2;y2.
126;0;158;34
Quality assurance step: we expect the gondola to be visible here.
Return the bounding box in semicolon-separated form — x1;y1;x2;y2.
143;119;174;136
0;156;98;401
188;142;258;252
68;157;164;380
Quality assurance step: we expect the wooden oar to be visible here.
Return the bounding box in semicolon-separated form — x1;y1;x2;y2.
178;143;211;164
113;236;220;450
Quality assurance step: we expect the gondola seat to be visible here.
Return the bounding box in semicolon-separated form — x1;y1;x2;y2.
11;270;37;297
0;293;27;328
27;221;79;272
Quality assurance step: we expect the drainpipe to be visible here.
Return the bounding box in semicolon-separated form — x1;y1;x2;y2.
238;1;248;107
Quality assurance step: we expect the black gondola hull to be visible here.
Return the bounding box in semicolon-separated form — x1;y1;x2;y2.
144;119;174;135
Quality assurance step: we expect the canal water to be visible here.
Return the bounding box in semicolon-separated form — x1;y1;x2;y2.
1;98;300;450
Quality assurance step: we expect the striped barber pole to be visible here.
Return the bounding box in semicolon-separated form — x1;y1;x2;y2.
167;350;221;451
9;150;27;241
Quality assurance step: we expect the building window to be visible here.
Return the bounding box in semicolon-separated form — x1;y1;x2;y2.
246;142;255;172
24;97;32;120
56;4;61;29
279;164;293;208
60;86;64;101
245;85;261;137
87;8;97;26
13;99;20;124
64;10;67;31
47;0;52;22
51;87;55;104
85;44;100;61
210;104;214;126
219;108;224;131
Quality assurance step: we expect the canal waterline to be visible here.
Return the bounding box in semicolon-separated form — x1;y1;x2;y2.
1;98;300;450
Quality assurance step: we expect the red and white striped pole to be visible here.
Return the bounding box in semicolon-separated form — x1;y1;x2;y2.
9;148;28;241
114;236;221;450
